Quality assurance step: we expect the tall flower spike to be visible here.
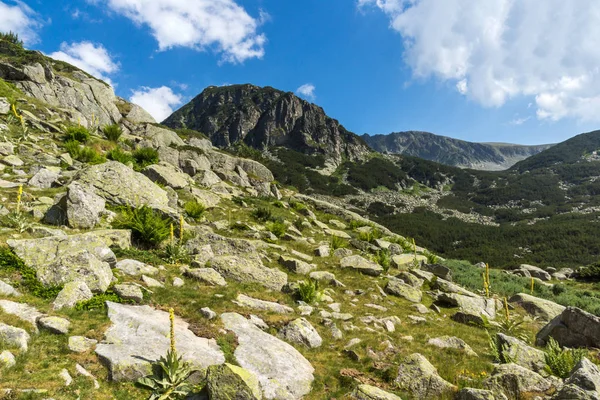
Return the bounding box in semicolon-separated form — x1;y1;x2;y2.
16;185;23;214
530;277;535;294
170;223;174;244
169;308;176;354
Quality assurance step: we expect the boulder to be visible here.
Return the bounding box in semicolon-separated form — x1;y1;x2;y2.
324;228;351;239
436;293;497;325
53;281;94;310
0;97;9;114
421;263;452;281
131;123;185;149
122;102;156;124
385;278;423;303
496;333;546;374
431;277;479;297
115;259;158;276
395;353;457;398
278;318;322;348
509;293;566;323
62;182;106;229
0;323;30;351
37;316;70;335
515;264;551;281
221;312;314;399
314;245;330;257
39;249;113;293
68;336;98;353
0;300;43;330
234;294;293;314
340;255;383;276
279;255;315;275
456;388;508;400
209;255;287;291
427;336;477;356
141;275;164;288
484;363;552;400
28;168;59;188
0;279;20;297
206;363;262;400
113;284;144;303
391;254;427;270
537;307;600;348
396;271;424;288
0;350;16;369
185;267;227;286
552;357;600;399
352;384;402;400
142;162;191;189
95;302;225;381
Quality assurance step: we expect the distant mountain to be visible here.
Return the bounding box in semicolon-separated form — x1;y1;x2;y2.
163;84;370;163
362;131;553;170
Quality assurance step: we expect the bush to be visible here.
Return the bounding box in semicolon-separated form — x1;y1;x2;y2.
77;146;105;164
267;221;287;238
113;205;171;247
297;280;321;304
376;249;391;272
330;235;347;250
544;337;587;378
252;207;273;222
290;201;307;212
163;242;190;264
103;124;123;142
184;200;206;220
63;126;90;143
0;31;23;46
107;147;134;165
133;147;159;169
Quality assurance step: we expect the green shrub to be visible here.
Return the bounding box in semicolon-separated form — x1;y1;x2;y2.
75;288;132;311
63;126;90;143
0;31;23;46
184;200;206;220
349;220;367;230
293;217;305;232
290;201;307;212
64;140;81;158
358;228;382;243
163;242;190;265
376;249;391;272
252;207;273;222
544;337;588;379
103;124;123;142
133;147;159;169
267;221;287;238
330;235;347;250
77;146;105;164
297;280;321;304
113;205;171;247
107;147;134;165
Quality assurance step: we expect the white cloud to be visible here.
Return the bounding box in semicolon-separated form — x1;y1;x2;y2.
0;1;42;45
49;41;119;86
130;86;182;122
359;0;600;122
96;0;266;63
296;83;316;100
509;116;530;126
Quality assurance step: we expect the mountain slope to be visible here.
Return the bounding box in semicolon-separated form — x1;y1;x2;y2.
163;84;370;163
362;131;553;170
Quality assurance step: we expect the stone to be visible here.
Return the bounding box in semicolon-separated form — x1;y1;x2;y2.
324;228;351;239
396;271;424;288
234;294;293;314
428;336;477;356
206;363;262;400
340;255;383;276
201;307;217;320
536;307;600;348
0;350;16;368
221;312;314;399
123;102;156;124
333;248;353;258
391;254;427;269
516;264;551;281
59;368;73;386
509;293;566;323
484;363;552;400
553;357;600;399
309;271;336;282
95;302;224;381
279;318;323;348
0;97;9;114
28;168;59;188
385;278;423;303
412;304;429;314
37;316;70;334
0;300;43;330
2;155;24;167
68;336;98;353
352;384;402;400
185;267;227;286
314;245;330;257
0;323;30;351
456;388;508;400
74;161;171;212
279;255;315;275
436;293;497;325
0;141;14;156
115;259;158;276
209;255;287;291
113;284;144;303
194;169;222;187
395;353;457;398
53;281;94;310
141;275;164;288
0;279;20;297
65;182;106;229
142;162;191;189
496;333;546;374
172;277;184;287
421;263;453;281
75;363;100;389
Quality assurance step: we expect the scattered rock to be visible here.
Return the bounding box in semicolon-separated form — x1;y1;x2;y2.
115;259;158;276
172;277;184;287
484;363;552;400
314;245;330;257
428;336;477;356
456;388;508;400
340;255;383;276
141;275;164;288
68;336;98;353
395;353;457;398
385;278;422;303
201;307;217;320
185;267;227;286
421;263;453;281
113;284;144;303
53;281;94;310
75;363;100;389
553;357;600;399
142;162;191;189
37;316;70;334
28;168;59;188
279;255;316;275
2;155;24;167
536;306;600;348
234;294;294;314
279;318;323;348
59;368;73;386
209;255;287;291
0;350;16;368
0;279;20;297
0;300;43;330
0;323;30;351
496;333;546;374
436;293;497;325
352;384;402;400
509;293;566;323
391;254;427;270
206;363;262;400
514;264;551;281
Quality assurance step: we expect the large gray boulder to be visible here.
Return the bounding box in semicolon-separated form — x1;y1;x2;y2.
436;292;497;325
141;162;191;189
64;182;106;229
552;357;600;399
0;323;30;351
428;336;477;357
395;353;457;398
234;294;293;314
385;278;423;303
95;302;225;382
509;293;565;323
28;168;59;188
206;363;262;400
484;363;552;400
121;102;155;124
340;255;383;276
131;123;185;149
352;384;402;400
496;333;546;374
537;307;600;348
221;312;314;399
74;161;171;211
52;281;94;310
513;264;551;281
278;318;322;348
279;255;315;275
210;255;287;291
421;263;452;281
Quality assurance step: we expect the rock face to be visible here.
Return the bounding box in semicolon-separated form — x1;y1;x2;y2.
536;307;600;348
509;293;565;323
278;318;322;348
553;357;600;399
484;363;552;400
95;302;225;382
395;353;457;398
7;230;130;293
206;363;263;400
163;84;369;164
352;384;402;400
221;312;315;400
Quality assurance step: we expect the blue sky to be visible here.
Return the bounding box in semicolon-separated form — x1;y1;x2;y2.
3;0;600;145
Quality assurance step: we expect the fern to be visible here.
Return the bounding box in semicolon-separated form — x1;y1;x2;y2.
297;280;322;304
544;337;587;379
113;205;171;247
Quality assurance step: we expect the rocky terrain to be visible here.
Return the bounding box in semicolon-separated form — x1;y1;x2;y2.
2;37;600;400
362;131;553;171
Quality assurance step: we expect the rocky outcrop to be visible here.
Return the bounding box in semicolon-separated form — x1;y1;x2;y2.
385;278;423;303
509;293;565;323
537;307;600;348
209;255;287;291
340;255;383;276
552;357;600;399
95;302;225;382
496;333;546;374
278;318;322;348
162;84;370;163
221;312;315;399
395;353;457;398
484;363;553;400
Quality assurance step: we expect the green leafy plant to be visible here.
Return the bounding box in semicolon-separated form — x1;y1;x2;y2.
267;220;287;238
113;205;171;247
107;147;134;165
358;228;382;243
163;242;190;265
487;331;515;364
75;288;132;310
297;280;322;304
183;200;205;220
330;235;347;250
137;309;198;399
77;146;105;164
133;147;160;169
425;251;440;264
63;126;90;143
0;247;61;299
376;249;391;272
251;207;273;222
290;201;307;212
544;337;587;379
2;211;31;233
103;124;123;142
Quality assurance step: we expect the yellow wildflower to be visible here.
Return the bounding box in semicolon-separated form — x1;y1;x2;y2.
16;185;23;214
169;308;176;353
